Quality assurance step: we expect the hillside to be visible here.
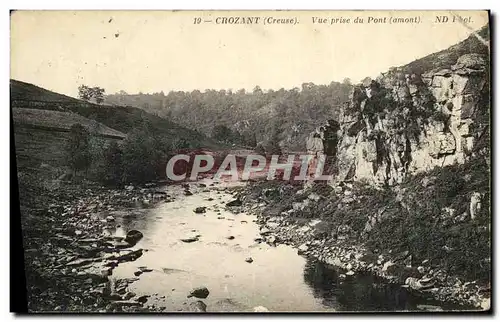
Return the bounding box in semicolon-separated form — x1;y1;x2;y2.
104;82;353;151
11;79;220;149
12;108;126;139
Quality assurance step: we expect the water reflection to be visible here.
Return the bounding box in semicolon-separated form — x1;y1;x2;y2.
302;259;464;312
98;181;466;312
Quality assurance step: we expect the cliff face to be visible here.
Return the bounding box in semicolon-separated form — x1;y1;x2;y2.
336;53;489;186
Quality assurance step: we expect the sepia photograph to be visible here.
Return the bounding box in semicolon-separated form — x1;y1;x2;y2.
10;9;491;313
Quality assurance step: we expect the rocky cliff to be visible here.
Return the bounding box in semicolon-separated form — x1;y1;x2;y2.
336;53;490;186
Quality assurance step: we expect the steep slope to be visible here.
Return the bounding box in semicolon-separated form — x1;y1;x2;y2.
12;108;126;139
335;25;490;186
11;79;220;149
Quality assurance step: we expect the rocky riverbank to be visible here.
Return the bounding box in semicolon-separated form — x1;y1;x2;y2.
17;171;178;312
238;179;491;311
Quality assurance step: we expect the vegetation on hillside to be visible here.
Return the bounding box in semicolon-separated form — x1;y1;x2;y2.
105;82;353;151
66;124;92;176
11;80;219;149
246;153;490;283
70;122;194;186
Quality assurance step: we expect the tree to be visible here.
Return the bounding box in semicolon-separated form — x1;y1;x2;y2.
265;124;282;155
244;132;257;148
253;85;263;95
121;129;166;184
102;80;354;152
211;124;234;143
66;123;92;176
102;141;123;186
342;78;352;85
254;142;266;156
78;85;106;104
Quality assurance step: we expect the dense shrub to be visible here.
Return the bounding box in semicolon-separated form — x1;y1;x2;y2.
66;124;92;176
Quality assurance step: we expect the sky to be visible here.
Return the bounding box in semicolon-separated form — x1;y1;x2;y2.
10;10;489;98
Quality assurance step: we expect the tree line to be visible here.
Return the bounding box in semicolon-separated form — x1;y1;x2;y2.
104;80;353;151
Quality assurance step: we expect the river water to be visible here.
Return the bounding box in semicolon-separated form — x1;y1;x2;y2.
105;179;459;312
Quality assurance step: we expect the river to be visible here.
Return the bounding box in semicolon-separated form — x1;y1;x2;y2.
102;179;458;312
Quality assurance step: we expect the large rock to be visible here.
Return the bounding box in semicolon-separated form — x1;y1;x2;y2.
226;199;242;207
428;132;456;158
297;244;309;255
470;191;483;220
405;276;435;291
124;230;144;245
188;300;207;312
180;236;199;243
193;207;207;214
189;287;210;299
452;53;486;71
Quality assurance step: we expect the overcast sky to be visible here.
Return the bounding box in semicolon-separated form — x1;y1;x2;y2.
11;10;489;97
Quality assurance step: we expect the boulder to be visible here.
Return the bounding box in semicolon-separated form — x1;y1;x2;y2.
112;240;134;249
245;257;254;263
180;236;199;243
405;276;435;291
189;300;207;312
123;292;136;300
266;235;277;245
266;222;279;229
259;227;271;236
124;230;144;245
193;207;207;214
452;53;486;71
136;295;149;304
307;193;321;202
138;266;153;273
428;132;456;158
226;199;243;207
292;200;310;211
382;260;395;273
297;244;309;255
111;249;143;262
470;192;482;220
189;287;210;299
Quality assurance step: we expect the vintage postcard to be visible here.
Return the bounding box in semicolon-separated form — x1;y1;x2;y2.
10;10;491;313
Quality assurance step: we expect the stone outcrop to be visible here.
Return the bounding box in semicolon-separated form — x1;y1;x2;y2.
335;54;489;186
